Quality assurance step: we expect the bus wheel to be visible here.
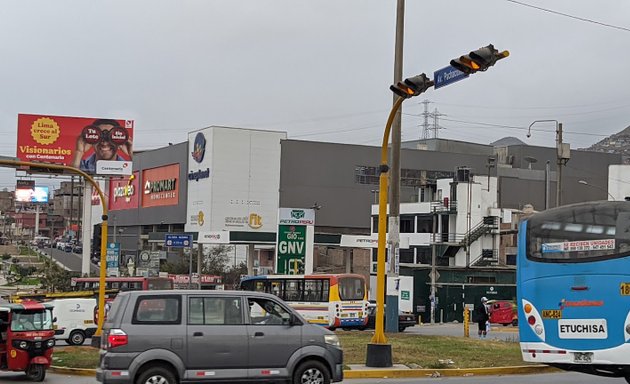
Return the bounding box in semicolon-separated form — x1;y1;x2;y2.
293;360;330;384
68;330;86;346
25;364;46;382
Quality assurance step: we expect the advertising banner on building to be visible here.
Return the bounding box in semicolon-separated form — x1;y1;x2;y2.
141;164;179;208
109;172;140;211
185;127;286;234
276;208;314;275
17;114;134;175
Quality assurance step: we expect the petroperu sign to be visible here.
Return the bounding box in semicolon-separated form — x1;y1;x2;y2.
141;164;180;208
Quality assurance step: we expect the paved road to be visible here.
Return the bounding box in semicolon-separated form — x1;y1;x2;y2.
41;247;99;274
1;370;626;384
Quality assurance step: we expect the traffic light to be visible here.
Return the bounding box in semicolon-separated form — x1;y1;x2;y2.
450;44;509;74
390;73;434;99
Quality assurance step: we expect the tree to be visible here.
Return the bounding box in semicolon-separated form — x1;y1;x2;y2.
40;259;75;292
201;245;232;276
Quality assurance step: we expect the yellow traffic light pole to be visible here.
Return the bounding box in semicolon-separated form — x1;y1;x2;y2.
371;96;404;345
0;159;109;337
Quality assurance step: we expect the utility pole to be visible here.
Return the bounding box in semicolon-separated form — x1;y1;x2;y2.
556;123;564;207
386;0;404;334
527;120;569;208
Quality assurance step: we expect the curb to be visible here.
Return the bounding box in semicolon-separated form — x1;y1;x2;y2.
343;365;558;379
52;364;558;379
50;366;98;377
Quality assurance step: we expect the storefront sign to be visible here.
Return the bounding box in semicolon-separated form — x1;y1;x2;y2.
109;172;139;210
141;164;180;208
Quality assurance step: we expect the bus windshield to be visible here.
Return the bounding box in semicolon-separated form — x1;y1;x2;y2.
338;276;365;301
526;201;630;263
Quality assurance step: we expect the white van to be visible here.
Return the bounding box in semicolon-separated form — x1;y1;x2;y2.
51;298;98;345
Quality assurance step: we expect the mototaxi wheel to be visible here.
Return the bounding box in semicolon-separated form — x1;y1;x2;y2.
25;364;46;382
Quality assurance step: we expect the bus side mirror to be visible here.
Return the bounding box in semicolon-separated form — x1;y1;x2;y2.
53;317;57;323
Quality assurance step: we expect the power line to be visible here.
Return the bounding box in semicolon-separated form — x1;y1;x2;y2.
505;0;630;33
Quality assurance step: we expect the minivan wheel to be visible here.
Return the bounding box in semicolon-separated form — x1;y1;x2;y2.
68;330;85;345
293;360;330;384
136;366;176;384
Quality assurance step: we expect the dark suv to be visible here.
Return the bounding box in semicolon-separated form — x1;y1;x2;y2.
97;290;343;384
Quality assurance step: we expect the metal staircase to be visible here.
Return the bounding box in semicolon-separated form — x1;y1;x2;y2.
460;216;498;248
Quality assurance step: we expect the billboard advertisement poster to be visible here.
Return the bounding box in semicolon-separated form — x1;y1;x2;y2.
141;163;179;208
15;182;49;203
17;114;134;175
109;171;139;211
276;225;306;274
185;127;286;233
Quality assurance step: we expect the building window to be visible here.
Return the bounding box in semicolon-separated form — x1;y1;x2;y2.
355;166;453;186
400;215;415;233
400;248;414;263
355;166;379;185
417;216;433;233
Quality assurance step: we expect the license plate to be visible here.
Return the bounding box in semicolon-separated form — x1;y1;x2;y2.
542;310;562;319
621;282;630;296
573;352;593;364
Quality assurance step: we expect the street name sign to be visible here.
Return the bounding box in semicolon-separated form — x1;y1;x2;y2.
164;233;193;248
434;65;469;90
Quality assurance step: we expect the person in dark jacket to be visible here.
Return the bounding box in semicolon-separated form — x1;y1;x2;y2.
474;296;490;338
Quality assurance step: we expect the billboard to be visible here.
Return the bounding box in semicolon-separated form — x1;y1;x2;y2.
17;114;134;175
109;172;140;211
141;164;180;208
15;180;49;203
185;127;286;233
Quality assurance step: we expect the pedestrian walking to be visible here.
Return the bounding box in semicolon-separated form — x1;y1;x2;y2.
473;296;490;338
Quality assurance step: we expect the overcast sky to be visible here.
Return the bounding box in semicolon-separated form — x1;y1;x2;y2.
2;0;629;189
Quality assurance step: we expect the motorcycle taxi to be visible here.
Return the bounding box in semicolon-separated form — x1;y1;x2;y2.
0;301;55;381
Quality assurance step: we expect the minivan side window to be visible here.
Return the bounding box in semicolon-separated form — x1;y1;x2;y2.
188;297;243;325
247;297;292;326
132;296;181;324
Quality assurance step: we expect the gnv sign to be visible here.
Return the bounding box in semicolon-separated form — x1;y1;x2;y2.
276;208;315;275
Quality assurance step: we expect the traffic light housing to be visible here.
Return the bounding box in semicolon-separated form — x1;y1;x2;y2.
450;44;509;74
390;73;434;99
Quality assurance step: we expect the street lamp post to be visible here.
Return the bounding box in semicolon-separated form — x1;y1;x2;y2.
578;180;614;200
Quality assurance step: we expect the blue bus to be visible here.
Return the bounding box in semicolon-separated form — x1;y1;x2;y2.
517;201;630;382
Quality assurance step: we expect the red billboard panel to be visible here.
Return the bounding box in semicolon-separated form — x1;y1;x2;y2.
141;164;180;208
17;114;134;174
109;172;140;211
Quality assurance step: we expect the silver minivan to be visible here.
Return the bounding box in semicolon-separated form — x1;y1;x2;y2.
96;290;343;384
